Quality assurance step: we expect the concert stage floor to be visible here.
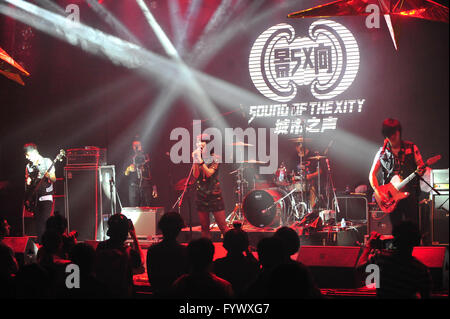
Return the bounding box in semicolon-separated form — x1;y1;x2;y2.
177;223;367;247
178;224;277;246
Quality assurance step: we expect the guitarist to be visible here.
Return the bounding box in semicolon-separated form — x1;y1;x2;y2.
24;143;56;242
369;119;425;227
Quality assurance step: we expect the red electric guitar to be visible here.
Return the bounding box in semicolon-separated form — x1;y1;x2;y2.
374;155;441;213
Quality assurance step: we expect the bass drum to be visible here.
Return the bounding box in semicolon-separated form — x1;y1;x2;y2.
242;188;289;228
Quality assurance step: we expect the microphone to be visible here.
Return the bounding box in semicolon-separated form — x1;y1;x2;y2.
193;143;203;164
261;204;275;214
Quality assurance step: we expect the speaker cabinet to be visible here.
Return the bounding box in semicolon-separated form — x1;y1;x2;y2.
297;246;361;288
413;246;449;291
64;165;116;241
368;210;392;235
2;237;38;267
431;169;448;245
334;196;367;221
121;207;165;239
431;192;449;245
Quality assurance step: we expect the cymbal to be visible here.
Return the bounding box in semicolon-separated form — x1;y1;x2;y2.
238;160;268;164
229;167;245;175
288;137;312;143
228;141;255;147
308;155;327;160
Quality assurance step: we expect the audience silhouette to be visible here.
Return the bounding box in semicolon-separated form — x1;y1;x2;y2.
213;225;260;297
171;237;233;299
14;263;51;299
357;221;432;299
272;227;322;298
37;229;71;296
95;213;144;298
45;212;77;259
273;226;300;262
66;243;108;298
0;213;439;300
0;219;18;298
147;212;188;297
244;236;285;298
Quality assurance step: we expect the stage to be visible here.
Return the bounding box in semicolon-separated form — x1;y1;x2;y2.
176;223;367;247
0;0;448;303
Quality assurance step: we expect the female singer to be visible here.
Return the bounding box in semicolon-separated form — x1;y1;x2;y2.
192;134;229;238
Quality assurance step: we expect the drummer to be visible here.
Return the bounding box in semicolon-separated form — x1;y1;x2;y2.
290;143;322;209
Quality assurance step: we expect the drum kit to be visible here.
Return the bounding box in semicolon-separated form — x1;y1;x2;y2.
226;139;338;229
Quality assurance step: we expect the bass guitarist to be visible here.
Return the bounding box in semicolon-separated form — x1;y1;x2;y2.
24;143;56;242
369;119;426;228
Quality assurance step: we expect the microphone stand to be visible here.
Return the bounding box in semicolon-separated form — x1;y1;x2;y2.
326;158;340;217
110;177;122;211
172;163;195;240
414;172;447;212
260;188;296;226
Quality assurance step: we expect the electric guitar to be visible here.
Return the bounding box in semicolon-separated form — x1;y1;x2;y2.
374;155;441;213
24;149;66;212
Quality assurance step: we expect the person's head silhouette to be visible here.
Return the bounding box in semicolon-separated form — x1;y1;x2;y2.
158;212;184;241
257;237;285;270
106;214;130;243
274;227;300;260
188;238;215;273
45;212;68;235
41;230;63;255
392;221;421;253
223;227;249;256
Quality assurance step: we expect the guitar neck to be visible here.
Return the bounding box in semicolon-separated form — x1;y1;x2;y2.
29;155;60;189
397;170;418;190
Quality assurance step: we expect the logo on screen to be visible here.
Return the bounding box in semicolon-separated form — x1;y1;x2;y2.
249;20;360;102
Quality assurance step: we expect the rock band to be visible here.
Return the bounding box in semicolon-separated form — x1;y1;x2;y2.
23;118;432;243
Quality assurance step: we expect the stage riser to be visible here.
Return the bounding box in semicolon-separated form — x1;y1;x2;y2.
179;226;366;247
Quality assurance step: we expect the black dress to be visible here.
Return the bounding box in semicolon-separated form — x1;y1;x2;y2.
195;155;225;213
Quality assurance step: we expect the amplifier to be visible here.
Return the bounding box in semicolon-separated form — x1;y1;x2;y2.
432;169;449;188
431;191;449;245
121;207;165;239
430;169;449;245
368;210;392;235
66;147;107;166
334;196;367;221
